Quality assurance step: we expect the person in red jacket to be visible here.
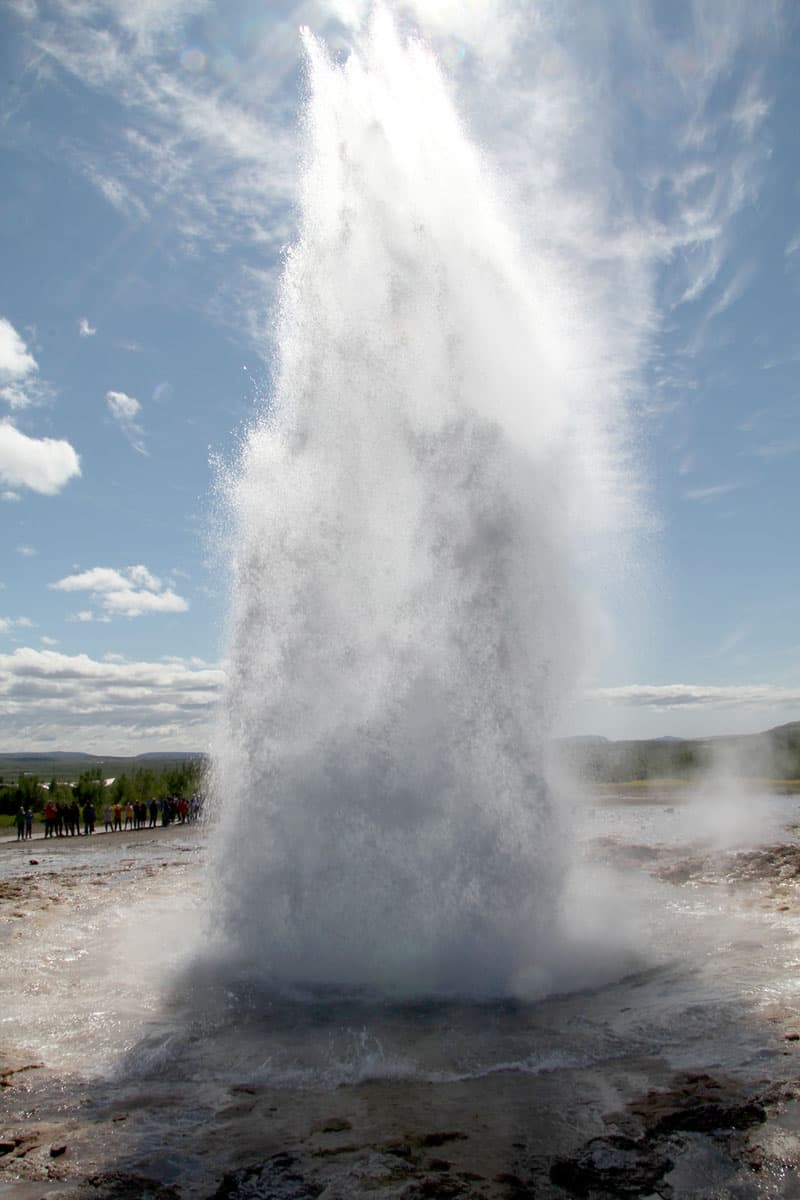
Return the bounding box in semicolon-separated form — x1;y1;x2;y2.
43;800;57;838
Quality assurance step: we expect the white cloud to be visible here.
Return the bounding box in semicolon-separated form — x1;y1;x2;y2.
41;636;59;646
731;78;770;142
0;422;81;494
51;563;189;619
716;628;746;657
0;317;38;408
0;615;34;637
0;645;224;752
589;683;800;713
106;388;147;454
78;317;97;336
0;317;37;379
2;490;20;502
684;482;740;502
16;545;36;557
705;259;756;322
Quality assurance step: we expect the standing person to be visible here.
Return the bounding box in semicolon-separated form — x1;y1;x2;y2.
124;801;134;830
69;798;81;835
25;808;33;839
83;800;95;836
43;799;56;838
15;807;25;841
149;797;158;828
103;804;113;832
113;802;122;832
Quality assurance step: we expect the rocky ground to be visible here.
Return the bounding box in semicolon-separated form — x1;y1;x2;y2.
2;824;800;1198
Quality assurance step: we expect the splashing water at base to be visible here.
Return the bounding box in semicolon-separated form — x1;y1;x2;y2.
208;10;632;998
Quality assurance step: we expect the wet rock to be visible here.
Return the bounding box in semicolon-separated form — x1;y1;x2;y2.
314;1117;352;1133
550;1134;673;1197
425;1157;451;1171
85;1172;180;1199
29;859;38;865
419;1130;467;1148
403;1179;470;1199
49;1143;67;1157
312;1142;358;1158
208;1152;322;1199
628;1071;766;1135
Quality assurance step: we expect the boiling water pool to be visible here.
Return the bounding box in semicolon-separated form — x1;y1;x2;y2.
3;793;799;1094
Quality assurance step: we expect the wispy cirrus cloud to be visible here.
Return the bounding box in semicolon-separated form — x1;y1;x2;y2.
0;645;223;752
50;564;189;618
589;683;800;712
11;2;779;444
684;482;740;502
716;628;746;657
106;389;147;455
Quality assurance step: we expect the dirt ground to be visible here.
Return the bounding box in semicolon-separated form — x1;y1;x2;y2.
2;823;800;1198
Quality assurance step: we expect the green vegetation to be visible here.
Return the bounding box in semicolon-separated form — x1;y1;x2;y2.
0;755;205;817
561;721;800;786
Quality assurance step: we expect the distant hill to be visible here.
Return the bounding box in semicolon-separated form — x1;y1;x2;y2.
0;751;207;784
559;720;800;784
3;719;800;787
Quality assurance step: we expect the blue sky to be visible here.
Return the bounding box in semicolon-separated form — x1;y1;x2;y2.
0;0;798;752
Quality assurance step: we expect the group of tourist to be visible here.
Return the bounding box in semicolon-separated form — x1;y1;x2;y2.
14;794;203;840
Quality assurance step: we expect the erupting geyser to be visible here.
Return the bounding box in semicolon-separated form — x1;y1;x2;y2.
210;10;626;998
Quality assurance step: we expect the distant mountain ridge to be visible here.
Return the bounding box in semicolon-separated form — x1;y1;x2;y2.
0;750;206;784
3;721;800;786
560;720;800;783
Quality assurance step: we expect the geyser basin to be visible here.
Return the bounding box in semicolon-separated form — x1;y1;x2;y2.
209;10;629;998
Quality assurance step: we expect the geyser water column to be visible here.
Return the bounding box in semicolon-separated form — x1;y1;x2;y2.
210;10;611;997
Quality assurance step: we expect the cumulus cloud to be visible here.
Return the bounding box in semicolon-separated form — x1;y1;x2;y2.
0;317;38;409
51;564;189;618
0;646;223;751
0;616;33;637
78;317;97;336
0;422;81;495
106;389;147;454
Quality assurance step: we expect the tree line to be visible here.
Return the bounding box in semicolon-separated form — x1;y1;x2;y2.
0;760;204;817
